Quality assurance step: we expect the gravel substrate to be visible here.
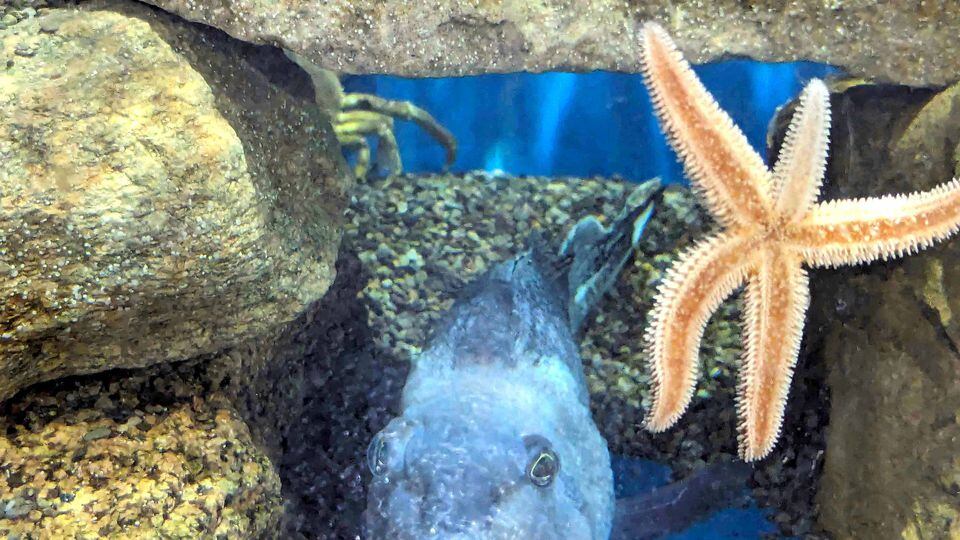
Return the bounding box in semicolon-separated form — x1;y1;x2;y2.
0;361;282;539
280;170;831;538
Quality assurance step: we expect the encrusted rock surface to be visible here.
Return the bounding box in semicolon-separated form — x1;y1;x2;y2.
0;360;282;538
770;83;960;539
142;0;958;85
0;1;350;402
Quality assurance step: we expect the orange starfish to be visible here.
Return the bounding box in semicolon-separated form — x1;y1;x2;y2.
639;22;960;461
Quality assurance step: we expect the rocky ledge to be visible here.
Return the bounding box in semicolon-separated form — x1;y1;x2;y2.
771;81;960;540
143;0;959;85
0;361;281;538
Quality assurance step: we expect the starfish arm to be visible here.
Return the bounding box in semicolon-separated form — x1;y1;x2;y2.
644;233;754;431
639;23;772;227
738;248;810;461
771;79;831;223
792;178;960;267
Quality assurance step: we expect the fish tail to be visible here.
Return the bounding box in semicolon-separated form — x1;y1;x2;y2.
560;178;662;333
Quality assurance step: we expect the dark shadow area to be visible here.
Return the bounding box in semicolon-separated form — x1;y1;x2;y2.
277;252;410;539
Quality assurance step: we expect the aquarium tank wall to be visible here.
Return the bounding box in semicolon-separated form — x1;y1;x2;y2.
2;1;959;540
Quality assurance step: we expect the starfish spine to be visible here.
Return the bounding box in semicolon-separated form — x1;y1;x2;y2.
738;250;810;461
771;80;831;222
638;21;960;461
639;22;771;228
795;178;960;267
643;234;752;431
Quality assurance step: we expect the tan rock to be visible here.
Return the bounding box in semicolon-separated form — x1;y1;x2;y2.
772;83;960;539
142;0;959;85
0;1;351;402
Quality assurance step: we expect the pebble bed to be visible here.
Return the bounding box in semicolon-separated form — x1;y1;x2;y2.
0;1;43;29
0;361;282;539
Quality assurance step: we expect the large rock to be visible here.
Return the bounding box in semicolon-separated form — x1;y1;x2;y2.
0;1;351;402
141;0;959;85
770;83;960;538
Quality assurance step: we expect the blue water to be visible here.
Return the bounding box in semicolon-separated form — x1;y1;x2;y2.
342;62;839;183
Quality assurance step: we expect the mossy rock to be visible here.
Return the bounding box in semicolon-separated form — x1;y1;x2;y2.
769;82;960;539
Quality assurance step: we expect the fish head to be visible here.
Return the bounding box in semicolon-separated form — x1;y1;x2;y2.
363;389;611;539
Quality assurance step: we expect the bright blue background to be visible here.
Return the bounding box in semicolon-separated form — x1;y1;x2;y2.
343;61;839;183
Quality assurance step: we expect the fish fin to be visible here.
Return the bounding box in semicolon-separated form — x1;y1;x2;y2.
560;178;662;333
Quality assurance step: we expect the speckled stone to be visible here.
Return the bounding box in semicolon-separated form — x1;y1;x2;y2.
0;361;282;539
0;1;351;402
0;0;44;29
771;83;960;539
141;0;958;85
0;252;374;540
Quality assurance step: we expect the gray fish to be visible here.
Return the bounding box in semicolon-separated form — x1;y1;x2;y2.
364;179;665;539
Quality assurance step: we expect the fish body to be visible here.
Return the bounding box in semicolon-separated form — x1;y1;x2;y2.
364;181;660;539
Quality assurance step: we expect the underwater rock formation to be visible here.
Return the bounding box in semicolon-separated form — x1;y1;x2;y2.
142;0;958;85
0;1;351;402
770;83;960;539
0;360;282;538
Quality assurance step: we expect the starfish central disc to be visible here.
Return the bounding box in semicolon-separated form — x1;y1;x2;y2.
638;22;960;461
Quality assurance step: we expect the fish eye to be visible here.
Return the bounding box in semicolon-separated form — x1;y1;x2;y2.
523;435;560;488
367;419;417;477
367;433;390;477
528;450;560;487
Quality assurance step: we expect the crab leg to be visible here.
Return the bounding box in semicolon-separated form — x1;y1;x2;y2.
335;110;402;177
343;93;458;169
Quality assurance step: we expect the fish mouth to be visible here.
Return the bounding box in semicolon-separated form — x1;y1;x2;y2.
364;484;495;539
364;464;516;538
363;397;602;540
364;464;589;540
363;491;557;540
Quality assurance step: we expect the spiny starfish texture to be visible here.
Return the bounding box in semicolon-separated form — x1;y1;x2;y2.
639;22;960;461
